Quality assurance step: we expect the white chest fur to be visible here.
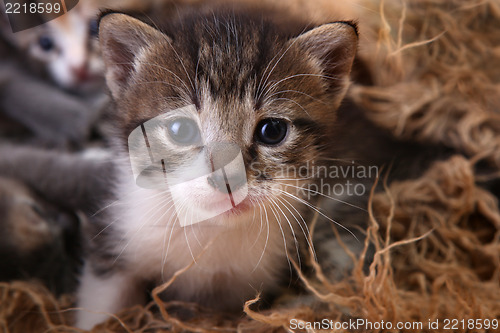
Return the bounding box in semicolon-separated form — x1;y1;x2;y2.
111;174;295;308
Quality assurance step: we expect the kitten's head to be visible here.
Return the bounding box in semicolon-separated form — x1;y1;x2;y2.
99;10;357;226
0;2;104;92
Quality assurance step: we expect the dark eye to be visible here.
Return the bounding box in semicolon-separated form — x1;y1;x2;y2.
166;118;200;145
38;36;54;51
255;118;288;145
89;19;98;37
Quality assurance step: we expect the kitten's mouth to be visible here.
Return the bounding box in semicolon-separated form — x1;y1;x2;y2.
222;197;252;216
200;190;252;217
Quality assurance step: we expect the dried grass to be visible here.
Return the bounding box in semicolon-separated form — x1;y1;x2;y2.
350;0;500;167
1;0;499;332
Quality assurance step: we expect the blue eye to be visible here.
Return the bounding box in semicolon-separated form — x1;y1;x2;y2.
255;118;288;145
89;19;98;37
38;36;54;51
166;118;200;145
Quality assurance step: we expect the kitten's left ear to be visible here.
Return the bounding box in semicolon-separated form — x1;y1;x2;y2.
293;22;358;93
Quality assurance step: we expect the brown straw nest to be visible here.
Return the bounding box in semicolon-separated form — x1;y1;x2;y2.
1;0;499;332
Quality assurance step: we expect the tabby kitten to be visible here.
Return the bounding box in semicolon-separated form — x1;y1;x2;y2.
76;8;358;329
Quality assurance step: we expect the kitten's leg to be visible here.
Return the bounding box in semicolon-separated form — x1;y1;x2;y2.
76;264;145;330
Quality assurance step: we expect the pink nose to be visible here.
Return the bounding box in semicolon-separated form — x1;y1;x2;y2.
71;65;90;82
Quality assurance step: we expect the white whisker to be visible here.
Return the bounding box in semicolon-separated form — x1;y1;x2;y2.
274;181;367;212
269;196;301;270
267;199;293;276
92;189;172;240
276;189;359;242
113;192;174;264
252;198;271;273
275;195;317;263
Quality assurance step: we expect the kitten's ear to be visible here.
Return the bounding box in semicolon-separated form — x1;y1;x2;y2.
99;13;169;99
293;22;358;93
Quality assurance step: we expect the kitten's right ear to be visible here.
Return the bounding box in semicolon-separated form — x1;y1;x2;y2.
99;13;168;99
292;21;358;95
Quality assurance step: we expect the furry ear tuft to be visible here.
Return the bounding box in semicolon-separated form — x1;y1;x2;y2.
98;13;169;99
293;21;358;93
